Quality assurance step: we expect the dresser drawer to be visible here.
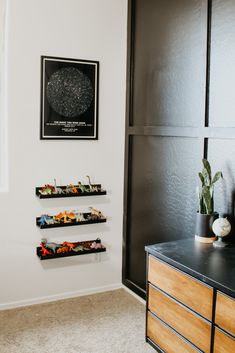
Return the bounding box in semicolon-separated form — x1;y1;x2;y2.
147;312;199;353
214;328;235;353
215;292;235;336
148;285;211;353
148;256;213;320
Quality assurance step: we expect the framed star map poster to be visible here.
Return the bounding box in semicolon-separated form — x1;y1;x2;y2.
40;56;99;139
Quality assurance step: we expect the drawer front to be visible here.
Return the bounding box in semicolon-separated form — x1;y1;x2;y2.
215;292;235;336
147;313;199;353
148;256;213;320
214;328;235;353
148;285;211;353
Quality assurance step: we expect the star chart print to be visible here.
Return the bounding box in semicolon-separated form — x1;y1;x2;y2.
40;56;99;139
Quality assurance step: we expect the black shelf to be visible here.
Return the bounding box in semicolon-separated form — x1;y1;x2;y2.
37;241;106;260
35;184;106;199
36;213;106;229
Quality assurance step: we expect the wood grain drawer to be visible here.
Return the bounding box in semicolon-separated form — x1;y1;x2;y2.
214;328;235;353
148;285;211;353
148;256;213;320
147;313;199;353
215;292;235;336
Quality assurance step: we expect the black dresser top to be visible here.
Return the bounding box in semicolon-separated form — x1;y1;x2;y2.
145;238;235;298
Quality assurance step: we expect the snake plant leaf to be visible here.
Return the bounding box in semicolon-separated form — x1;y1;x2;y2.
202;185;213;214
202;159;211;177
198;172;205;185
199;191;205;213
202;168;210;186
202;159;211;184
209;184;214;196
197;159;223;214
196;187;203;213
212;171;223;184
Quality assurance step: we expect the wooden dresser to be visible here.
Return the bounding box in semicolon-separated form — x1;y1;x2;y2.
145;239;235;353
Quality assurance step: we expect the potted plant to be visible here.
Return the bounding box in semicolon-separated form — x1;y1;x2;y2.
195;159;223;243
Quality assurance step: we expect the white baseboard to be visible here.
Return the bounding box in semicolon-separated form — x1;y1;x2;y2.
122;285;146;305
0;283;122;311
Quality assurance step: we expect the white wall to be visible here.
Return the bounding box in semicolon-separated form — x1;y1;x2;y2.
0;0;8;191
0;0;127;308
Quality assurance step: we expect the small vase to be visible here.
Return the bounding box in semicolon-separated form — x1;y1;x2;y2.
195;212;219;243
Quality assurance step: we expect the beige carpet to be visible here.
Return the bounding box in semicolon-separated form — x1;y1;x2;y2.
0;289;155;353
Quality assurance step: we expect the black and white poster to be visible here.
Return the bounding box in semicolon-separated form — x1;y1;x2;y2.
40;56;99;139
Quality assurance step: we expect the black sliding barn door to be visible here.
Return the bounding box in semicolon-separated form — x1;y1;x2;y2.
123;0;235;298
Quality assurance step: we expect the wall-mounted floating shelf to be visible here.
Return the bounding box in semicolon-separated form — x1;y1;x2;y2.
35;184;106;199
37;239;106;260
36;213;107;229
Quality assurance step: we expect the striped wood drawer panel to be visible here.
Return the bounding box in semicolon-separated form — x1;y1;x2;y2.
214;327;235;353
215;291;235;336
148;255;213;320
147;312;200;353
148;285;211;353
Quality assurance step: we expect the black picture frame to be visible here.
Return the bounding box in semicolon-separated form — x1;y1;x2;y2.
40;56;99;140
